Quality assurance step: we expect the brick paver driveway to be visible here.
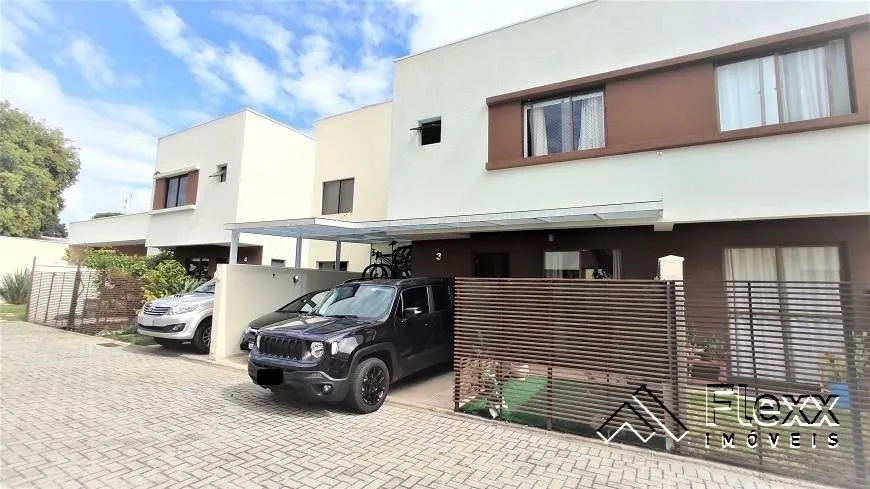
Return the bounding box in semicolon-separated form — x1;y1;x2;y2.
1;323;828;489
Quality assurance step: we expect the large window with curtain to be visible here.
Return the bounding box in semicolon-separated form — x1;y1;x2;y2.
723;246;843;384
544;249;621;279
716;39;851;131
524;91;605;157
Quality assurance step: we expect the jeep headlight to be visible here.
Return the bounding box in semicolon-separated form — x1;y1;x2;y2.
255;334;261;349
310;341;324;359
170;304;198;315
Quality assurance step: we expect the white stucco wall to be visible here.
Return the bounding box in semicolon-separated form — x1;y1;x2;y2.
68;212;149;246
146;111;246;248
387;0;870;224
305;102;393;271
236;111;317;223
0;236;69;302
210;264;356;361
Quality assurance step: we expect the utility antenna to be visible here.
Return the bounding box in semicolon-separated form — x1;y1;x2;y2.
121;191;132;214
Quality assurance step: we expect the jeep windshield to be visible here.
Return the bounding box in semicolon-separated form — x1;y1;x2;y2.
311;284;395;319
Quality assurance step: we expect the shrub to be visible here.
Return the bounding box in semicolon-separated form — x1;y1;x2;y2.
142;260;190;302
0;269;30;304
82;248;148;277
146;250;177;269
179;277;204;294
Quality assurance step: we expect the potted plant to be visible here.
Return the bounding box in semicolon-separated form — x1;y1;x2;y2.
819;352;850;409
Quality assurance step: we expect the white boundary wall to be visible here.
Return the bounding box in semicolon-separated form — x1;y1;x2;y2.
0;236;70;303
210;264;356;361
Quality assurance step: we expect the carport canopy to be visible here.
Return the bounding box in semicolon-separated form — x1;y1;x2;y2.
223;200;664;265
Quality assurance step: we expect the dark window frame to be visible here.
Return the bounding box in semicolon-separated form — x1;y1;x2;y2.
420;118;442;145
432;283;452;311
164;174;189;208
321;178;354;214
401;286;430;314
523;89;605;158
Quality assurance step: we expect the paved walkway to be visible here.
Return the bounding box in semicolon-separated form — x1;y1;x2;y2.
0;322;829;489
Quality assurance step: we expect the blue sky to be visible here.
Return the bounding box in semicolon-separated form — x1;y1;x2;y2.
1;0;579;223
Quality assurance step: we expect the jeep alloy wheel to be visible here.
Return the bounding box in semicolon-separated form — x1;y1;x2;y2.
347;357;390;413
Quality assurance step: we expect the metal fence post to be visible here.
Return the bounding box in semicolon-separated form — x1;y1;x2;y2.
747;281;764;467
67;265;82;330
665;280;678;452
841;283;866;484
24;257;36;322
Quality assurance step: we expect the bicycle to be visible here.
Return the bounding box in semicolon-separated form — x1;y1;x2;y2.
362;241;412;279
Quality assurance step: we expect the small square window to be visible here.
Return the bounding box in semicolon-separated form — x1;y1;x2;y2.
420;118;441;145
321;178;354;215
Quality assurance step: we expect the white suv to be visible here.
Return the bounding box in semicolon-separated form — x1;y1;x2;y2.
137;279;215;353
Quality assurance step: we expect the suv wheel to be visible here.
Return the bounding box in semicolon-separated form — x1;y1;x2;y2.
191;318;212;354
347;357;389;414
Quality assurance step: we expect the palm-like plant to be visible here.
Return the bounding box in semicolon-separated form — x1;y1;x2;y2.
176;277;204;294
0;269;31;305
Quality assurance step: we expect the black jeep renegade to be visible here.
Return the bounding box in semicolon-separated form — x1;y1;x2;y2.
248;277;454;413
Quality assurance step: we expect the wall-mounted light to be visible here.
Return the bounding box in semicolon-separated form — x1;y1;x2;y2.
293;275;300;283
547;233;555;243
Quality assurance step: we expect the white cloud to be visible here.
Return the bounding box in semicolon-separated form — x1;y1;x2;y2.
224;44;279;105
129;0;230;94
1;62;163;222
66;36;125;88
216;12;295;72
0;0;54;57
393;0;584;53
281;35;392;117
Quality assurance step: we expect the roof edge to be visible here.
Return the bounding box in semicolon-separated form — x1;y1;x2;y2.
395;0;598;63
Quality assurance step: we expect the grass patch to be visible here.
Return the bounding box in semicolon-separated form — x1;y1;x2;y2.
99;325;154;346
0;303;26;321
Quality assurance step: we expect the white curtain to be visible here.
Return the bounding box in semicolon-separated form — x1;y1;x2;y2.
827;39;851;117
544;251;580;278
724;248;786;380
716;59;765;131
528;105;549;156
573;93;605;150
778;46;830;122
780;246;843;384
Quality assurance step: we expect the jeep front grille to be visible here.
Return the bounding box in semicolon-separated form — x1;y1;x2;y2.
143;304;170;316
258;335;306;360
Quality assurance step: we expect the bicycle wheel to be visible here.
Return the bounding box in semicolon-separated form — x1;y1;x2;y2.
362;264;391;279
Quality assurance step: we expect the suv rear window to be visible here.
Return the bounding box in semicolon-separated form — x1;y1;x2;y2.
432;284;451;311
401;287;429;314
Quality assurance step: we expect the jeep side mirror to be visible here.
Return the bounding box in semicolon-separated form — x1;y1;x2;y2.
403;307;422;318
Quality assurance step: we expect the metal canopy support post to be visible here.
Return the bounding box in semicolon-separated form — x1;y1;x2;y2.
334;241;342;270
294;236;303;268
229;230;240;264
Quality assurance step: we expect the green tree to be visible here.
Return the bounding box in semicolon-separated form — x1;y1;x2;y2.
91;212;122;219
0;101;81;237
41;214;68;237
